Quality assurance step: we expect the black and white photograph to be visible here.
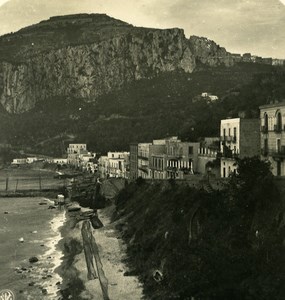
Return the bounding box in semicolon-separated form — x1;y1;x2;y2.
0;1;285;299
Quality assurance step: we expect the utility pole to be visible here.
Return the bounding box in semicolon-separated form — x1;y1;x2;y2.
39;176;42;191
5;177;9;192
15;179;19;193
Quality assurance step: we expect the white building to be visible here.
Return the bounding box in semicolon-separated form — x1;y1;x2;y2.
53;158;68;165
67;143;88;166
220;118;260;178
98;152;130;178
26;157;38;164
11;158;27;165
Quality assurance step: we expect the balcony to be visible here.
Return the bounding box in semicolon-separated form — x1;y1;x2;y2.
261;148;269;157
261;126;268;134
271;147;285;160
138;155;149;160
138;165;149;173
274;125;282;133
220;136;235;143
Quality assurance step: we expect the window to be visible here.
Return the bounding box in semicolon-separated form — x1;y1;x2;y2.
277;139;281;153
234;127;237;138
276;111;282;131
228;128;231;137
263;139;268;156
223;128;226;138
189;146;193;155
264;113;268;130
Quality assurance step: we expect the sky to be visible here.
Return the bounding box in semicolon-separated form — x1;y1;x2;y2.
0;0;284;58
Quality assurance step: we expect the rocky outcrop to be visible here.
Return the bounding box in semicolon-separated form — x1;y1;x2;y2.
0;14;234;113
189;35;234;67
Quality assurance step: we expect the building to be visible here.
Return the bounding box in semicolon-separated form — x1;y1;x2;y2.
98;156;109;178
26;157;38;164
260;102;285;176
98;152;129;178
197;137;220;176
130;143;138;180
220;118;260;178
11;158;27;165
242;53;252;62
107;152;130;178
149;140;168;179
53;158;68;165
262;57;273;65
272;59;285;66
138;143;152;179
231;53;242;62
165;139;199;179
67;143;87;166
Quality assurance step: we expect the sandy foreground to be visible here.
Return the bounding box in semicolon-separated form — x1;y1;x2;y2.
61;205;144;300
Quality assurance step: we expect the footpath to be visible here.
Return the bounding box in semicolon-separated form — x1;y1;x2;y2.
59;178;144;300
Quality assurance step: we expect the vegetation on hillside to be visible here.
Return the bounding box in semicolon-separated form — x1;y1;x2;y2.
114;157;285;299
1;63;284;156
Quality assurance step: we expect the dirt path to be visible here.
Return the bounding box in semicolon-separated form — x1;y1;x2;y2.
86;206;144;300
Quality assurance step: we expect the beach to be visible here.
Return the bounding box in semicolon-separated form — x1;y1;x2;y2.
0;196;66;299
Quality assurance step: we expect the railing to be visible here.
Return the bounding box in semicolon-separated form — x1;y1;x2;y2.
261;148;269;156
271;149;285;159
220;136;236;142
261;126;268;134
274;125;282;133
138;155;149;160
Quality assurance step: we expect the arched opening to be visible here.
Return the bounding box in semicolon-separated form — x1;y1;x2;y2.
276;111;282;132
264;113;268;131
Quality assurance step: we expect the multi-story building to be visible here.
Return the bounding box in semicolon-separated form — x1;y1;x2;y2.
138;143;152;179
98;152;130;178
220;118;260;178
67;144;87;166
197;137;220;176
130;143;138;180
98;156;109;178
149;141;167;179
260;102;285;176
165;139;199;179
107;152;130;178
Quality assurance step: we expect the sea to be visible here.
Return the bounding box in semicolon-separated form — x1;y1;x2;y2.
0;196;66;300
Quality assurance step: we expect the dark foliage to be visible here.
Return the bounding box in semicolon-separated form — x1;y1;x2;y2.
114;158;285;299
1;64;285;156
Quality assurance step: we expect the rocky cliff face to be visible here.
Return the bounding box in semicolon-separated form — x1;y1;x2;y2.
0;14;233;113
189;35;234;67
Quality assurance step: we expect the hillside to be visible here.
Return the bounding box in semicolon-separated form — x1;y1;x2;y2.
0;14;284;155
1;62;284;155
0;13;237;113
113;159;285;299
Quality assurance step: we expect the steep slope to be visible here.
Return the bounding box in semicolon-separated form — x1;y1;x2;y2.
0;13;234;113
1;62;282;156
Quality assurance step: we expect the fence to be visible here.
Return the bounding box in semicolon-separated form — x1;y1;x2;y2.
0;176;66;192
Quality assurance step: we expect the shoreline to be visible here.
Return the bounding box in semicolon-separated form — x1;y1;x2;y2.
22;204;67;299
55;203;144;300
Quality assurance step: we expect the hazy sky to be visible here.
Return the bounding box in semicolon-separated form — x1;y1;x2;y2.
0;0;284;58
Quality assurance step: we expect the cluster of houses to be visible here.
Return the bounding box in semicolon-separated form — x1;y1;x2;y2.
128;101;285;180
10;101;285;180
231;53;285;66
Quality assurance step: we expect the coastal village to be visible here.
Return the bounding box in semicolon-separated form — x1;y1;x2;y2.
0;5;284;300
10;100;285;181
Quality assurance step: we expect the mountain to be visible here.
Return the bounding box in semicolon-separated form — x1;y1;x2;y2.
0;14;284;156
0;13;235;113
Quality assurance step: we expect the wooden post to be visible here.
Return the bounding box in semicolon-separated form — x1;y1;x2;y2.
39;176;42;191
15;179;19;193
5;177;9;191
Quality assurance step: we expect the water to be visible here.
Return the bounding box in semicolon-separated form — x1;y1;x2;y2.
0;197;65;299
